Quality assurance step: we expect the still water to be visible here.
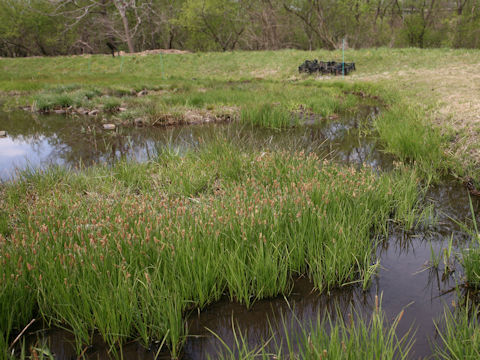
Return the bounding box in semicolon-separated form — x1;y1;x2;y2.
0;108;389;181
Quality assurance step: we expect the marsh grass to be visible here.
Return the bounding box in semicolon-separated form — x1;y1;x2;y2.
33;93;76;111
0;48;460;358
0;210;9;237
19;79;365;131
463;247;480;288
460;196;480;288
287;302;413;360
430;241;442;269
102;97;122;112
214;298;414;360
433;301;480;359
241;104;297;129
0;141;420;357
374;103;446;179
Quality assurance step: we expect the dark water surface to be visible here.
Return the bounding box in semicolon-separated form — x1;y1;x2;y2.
3;109;479;359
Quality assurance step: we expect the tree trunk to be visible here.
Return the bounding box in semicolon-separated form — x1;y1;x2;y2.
112;0;135;53
120;11;135;53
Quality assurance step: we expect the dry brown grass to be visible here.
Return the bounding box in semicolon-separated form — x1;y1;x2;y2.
351;61;480;174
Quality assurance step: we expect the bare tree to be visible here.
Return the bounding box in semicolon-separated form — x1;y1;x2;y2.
48;0;152;53
283;0;338;49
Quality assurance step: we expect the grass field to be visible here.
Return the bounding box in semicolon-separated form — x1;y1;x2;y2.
1;48;480;359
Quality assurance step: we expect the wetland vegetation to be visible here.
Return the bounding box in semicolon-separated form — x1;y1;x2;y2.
1;48;480;359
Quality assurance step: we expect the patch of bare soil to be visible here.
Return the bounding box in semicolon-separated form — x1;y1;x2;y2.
354;64;480;172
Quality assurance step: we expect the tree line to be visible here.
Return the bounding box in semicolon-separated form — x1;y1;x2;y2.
1;0;480;57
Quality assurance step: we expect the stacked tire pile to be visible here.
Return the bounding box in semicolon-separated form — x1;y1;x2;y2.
299;60;356;75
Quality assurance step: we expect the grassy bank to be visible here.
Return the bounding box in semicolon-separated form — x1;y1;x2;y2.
23;80;363;129
0;141;420;357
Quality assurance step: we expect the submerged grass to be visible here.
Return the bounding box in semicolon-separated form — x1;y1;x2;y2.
0;140;420;358
214;297;413;360
287;302;413;360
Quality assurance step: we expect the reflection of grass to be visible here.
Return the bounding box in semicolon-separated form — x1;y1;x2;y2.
215;297;414;360
0;141;420;357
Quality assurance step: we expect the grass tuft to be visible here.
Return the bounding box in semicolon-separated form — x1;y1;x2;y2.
241;104;297;129
433;302;480;359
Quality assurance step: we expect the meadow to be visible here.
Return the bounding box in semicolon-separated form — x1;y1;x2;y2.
1;48;480;359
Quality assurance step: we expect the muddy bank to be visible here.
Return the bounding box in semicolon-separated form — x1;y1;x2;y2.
23;104;238;128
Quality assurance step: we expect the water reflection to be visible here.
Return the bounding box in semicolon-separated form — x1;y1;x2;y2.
183;278;373;359
0;108;391;181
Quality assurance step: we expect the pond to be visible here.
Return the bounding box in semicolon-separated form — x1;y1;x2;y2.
0;107;389;181
1;108;478;359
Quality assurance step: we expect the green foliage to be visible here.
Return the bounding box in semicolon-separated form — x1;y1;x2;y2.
0;0;69;57
433;303;480;359
178;0;248;51
374;103;446;179
241;104;296;129
2;0;480;56
402;14;430;48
